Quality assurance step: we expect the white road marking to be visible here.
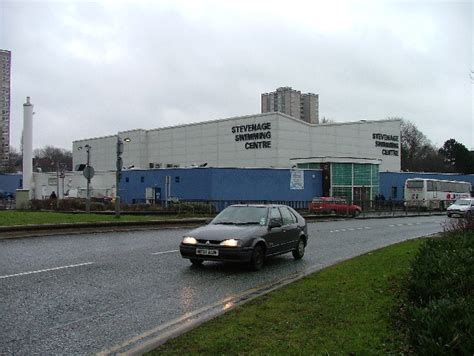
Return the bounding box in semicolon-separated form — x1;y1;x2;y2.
151;250;179;255
340;229;347;232
364;227;371;229
333;230;340;232
0;262;94;280
397;224;404;226
356;227;363;230
389;224;395;227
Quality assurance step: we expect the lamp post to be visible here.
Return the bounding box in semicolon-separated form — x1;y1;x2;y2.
78;144;93;213
115;136;131;218
84;145;92;213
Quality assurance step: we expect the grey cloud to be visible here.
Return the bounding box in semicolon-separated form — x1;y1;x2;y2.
3;0;472;151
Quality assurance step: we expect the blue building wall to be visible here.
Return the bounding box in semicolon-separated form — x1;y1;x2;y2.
0;173;22;196
380;172;474;200
120;168;322;206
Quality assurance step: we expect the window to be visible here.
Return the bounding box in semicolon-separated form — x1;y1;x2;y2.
354;164;371;185
125;177;129;183
280;207;295;225
332;163;352;185
175;176;180;183
269;207;282;225
426;181;434;191
140;176;144;183
406;180;424;189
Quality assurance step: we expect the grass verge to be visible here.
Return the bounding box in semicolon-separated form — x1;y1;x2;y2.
150;239;425;355
0;211;202;226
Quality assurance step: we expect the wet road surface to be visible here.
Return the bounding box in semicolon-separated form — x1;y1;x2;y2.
0;215;446;354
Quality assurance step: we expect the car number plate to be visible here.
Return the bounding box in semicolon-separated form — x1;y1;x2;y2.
196;248;219;256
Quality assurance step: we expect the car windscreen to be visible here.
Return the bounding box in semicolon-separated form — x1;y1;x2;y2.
453;199;470;206
212;206;268;225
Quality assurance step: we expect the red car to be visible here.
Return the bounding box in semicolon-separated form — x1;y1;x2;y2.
308;197;362;217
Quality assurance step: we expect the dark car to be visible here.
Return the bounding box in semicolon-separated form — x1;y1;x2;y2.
179;204;308;270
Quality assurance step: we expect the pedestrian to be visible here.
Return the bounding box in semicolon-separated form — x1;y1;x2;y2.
50;191;57;199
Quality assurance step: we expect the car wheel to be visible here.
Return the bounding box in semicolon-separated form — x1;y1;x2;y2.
447;214;452;218
292;238;305;260
331;210;337;216
466;211;471;218
352;210;361;218
190;258;203;266
249;244;265;271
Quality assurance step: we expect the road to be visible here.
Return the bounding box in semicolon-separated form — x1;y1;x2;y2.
0;215;446;354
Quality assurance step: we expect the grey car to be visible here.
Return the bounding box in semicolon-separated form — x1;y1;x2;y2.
447;198;474;217
179;204;308;270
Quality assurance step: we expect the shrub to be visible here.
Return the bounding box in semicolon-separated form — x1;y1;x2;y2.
443;215;474;234
170;201;216;214
402;232;474;354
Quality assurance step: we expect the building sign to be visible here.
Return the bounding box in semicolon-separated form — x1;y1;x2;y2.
232;122;272;149
372;133;399;156
290;169;304;190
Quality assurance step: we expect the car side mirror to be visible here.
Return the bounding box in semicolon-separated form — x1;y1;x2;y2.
269;219;282;229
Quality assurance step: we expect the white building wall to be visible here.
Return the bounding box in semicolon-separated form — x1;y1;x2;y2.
72;113;401;172
31;171;115;200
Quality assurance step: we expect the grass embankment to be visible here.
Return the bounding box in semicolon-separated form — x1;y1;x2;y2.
151;239;424;355
0;211;196;226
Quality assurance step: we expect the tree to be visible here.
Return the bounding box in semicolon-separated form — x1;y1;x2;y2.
1;147;22;173
33;146;72;172
399;119;447;172
439;139;474;174
320;116;335;124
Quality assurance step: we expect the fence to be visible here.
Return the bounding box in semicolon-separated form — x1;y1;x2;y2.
5;197;457;216
126;198;452;216
0;198;15;210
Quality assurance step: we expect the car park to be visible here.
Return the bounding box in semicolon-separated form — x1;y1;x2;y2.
179;204;308;270
308;197;361;217
447;198;474;218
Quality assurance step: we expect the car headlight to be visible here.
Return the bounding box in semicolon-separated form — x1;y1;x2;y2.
220;239;240;247
182;236;198;245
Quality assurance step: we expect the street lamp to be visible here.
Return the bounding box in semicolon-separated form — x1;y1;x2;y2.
78;144;93;213
115;136;131;218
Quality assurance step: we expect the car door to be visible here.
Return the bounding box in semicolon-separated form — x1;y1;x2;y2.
279;207;299;252
265;207;285;254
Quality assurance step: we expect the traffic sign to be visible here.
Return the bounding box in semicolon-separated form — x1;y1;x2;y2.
83;166;95;180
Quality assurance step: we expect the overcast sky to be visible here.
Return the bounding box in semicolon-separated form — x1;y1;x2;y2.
1;0;472;151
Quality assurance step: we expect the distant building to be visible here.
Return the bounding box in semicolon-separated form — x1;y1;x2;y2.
261;86;319;124
0;50;11;168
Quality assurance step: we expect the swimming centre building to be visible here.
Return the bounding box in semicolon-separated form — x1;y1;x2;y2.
72;112;401;201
